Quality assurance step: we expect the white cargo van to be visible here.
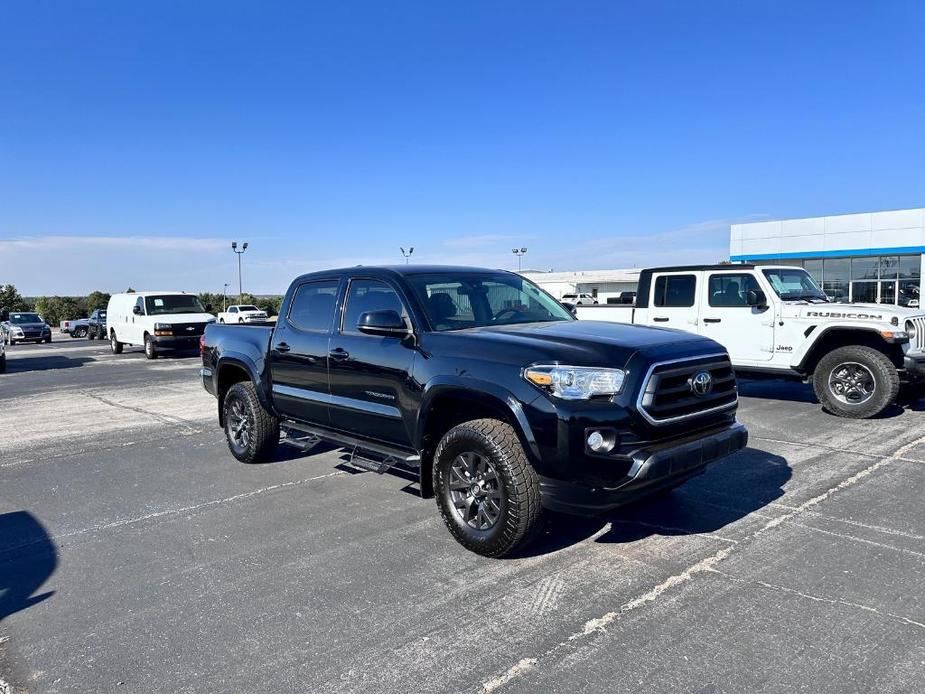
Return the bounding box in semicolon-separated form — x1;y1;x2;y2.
107;291;215;359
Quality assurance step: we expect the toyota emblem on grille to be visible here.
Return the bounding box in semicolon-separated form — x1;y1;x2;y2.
689;370;713;397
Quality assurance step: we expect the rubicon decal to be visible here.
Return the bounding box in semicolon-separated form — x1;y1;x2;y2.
806;311;883;321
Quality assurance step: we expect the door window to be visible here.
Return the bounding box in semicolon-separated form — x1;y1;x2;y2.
134;297;145;315
341;279;406;334
288;280;340;332
653;275;696;307
708;274;761;307
229;307;237;313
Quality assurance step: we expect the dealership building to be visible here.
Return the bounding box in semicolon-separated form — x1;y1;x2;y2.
521;268;641;303
730;207;924;306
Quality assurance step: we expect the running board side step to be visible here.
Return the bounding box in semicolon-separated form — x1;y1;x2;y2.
280;419;421;474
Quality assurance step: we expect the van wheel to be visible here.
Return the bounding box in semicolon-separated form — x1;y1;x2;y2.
144;334;158;359
813;345;899;419
433;418;542;557
219;318;224;323
110;333;123;354
223;382;279;463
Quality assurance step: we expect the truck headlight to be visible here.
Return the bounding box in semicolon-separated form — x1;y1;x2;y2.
153;323;174;336
906;321;917;341
524;365;626;399
12;327;23;336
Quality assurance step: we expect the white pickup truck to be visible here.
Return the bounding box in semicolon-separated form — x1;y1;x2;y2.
217;304;268;324
575;263;925;419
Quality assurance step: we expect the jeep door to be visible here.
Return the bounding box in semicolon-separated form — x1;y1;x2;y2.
698;271;774;363
644;272;700;331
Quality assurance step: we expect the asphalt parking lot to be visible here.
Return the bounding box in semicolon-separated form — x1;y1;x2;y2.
1;337;924;693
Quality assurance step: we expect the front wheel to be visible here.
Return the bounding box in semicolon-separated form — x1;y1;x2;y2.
144;334;158;359
813;345;899;419
433;418;542;557
223;382;279;463
110;333;123;354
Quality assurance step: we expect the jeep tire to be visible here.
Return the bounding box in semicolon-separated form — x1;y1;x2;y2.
433;418;542;558
813;345;899;419
223;381;280;463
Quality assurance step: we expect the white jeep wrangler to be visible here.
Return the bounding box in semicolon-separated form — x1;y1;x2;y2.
576;264;925;419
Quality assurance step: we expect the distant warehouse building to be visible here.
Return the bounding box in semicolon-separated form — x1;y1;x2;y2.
730;207;923;307
521;268;641;303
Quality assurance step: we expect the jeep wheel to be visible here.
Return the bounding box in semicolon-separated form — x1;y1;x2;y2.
144;334;158;359
433;418;542;557
110;332;123;354
223;381;279;463
813;345;899;419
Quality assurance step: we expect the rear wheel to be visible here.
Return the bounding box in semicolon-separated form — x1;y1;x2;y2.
144;334;158;359
433;418;542;557
110;332;123;354
813;345;899;419
223;382;279;463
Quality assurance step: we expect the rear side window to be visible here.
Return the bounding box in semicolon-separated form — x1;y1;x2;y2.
653;275;696;307
288;280;340;332
341;279;406;334
708;274;760;307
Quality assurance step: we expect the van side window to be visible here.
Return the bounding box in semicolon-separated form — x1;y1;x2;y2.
134;297;145;315
708;274;761;307
288;280;340;332
653;275;696;307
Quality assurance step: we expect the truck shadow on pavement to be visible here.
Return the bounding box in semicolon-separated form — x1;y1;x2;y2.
4;355;95;372
0;511;58;622
522;447;791;556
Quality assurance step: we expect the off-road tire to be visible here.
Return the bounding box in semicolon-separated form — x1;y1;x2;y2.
813;345;899;419
110;332;123;354
222;381;279;463
144;334;158;359
433;418;542;557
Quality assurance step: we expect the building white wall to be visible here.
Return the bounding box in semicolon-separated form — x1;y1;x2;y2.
522;269;641;303
730;208;925;261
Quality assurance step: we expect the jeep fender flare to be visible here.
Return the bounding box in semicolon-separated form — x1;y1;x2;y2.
794;324;902;372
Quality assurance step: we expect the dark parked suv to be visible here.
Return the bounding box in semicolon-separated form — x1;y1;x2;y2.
200;266;747;556
88;309;108;340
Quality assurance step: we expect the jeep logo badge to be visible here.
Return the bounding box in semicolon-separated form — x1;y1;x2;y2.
689;370;713;397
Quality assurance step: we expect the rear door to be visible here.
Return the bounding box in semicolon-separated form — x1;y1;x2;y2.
327;277;417;446
644;272;700;333
699;271;775;363
269;278;342;425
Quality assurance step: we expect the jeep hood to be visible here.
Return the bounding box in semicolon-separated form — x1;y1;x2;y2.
787;303;923;324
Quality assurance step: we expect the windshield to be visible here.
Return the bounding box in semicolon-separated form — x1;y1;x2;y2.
10;313;42;324
144;295;207;315
406;272;574;331
762;268;827;301
238;305;260;311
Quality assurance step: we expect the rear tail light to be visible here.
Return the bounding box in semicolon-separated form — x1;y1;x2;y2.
199;334;206;357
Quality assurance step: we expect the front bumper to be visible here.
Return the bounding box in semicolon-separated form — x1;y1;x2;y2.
200;367;215;395
537;422;748;514
152;334;201;349
903;353;925;378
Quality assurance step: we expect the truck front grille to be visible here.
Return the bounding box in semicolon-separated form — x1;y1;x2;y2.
171;323;208;336
908;317;925;351
637;354;738;425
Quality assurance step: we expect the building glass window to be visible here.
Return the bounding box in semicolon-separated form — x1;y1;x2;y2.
823;281;850;303
851;257;879;281
851;282;878;303
879;256;899;280
879;281;897;305
803;259;823;283
823;258;850;282
899;255;921;279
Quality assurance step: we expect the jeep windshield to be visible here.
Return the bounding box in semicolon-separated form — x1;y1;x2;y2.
762;268;828;302
406;272;574;331
144;295;207;315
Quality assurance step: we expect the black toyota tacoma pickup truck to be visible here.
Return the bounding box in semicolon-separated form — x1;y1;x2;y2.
200;265;747;556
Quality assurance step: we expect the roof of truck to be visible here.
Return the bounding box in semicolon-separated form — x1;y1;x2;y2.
643;264;757;272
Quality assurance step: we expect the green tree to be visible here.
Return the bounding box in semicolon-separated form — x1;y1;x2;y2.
34;296;83;327
85;291;111;312
0;284;30;312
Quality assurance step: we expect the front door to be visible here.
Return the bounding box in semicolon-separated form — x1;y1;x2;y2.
645;272;700;333
327;277;416;446
269;278;342;425
699;271;774;363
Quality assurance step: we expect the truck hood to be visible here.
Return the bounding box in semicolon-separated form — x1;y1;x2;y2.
428;320;726;370
784;302;924;324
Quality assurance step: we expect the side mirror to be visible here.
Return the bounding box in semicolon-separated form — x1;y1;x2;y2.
561;302;577;316
357;310;409;337
132;305;143;315
746;289;767;308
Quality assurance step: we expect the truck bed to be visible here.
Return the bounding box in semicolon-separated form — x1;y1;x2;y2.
574;304;635;323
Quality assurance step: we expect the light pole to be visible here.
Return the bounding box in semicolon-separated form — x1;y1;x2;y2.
512;247;527;271
400;246;414;264
223;283;230;311
231;241;248;301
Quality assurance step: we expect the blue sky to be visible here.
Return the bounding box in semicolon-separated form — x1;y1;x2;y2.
1;1;924;295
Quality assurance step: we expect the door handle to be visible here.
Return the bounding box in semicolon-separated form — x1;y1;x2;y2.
653;317;669;322
329;347;350;361
276;342;291;353
703;318;722;324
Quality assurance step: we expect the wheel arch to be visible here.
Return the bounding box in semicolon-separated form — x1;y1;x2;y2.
414;379;540;499
798;327;904;375
215;355;272;426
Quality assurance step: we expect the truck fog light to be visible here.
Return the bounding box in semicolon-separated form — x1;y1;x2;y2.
586;429;617;453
